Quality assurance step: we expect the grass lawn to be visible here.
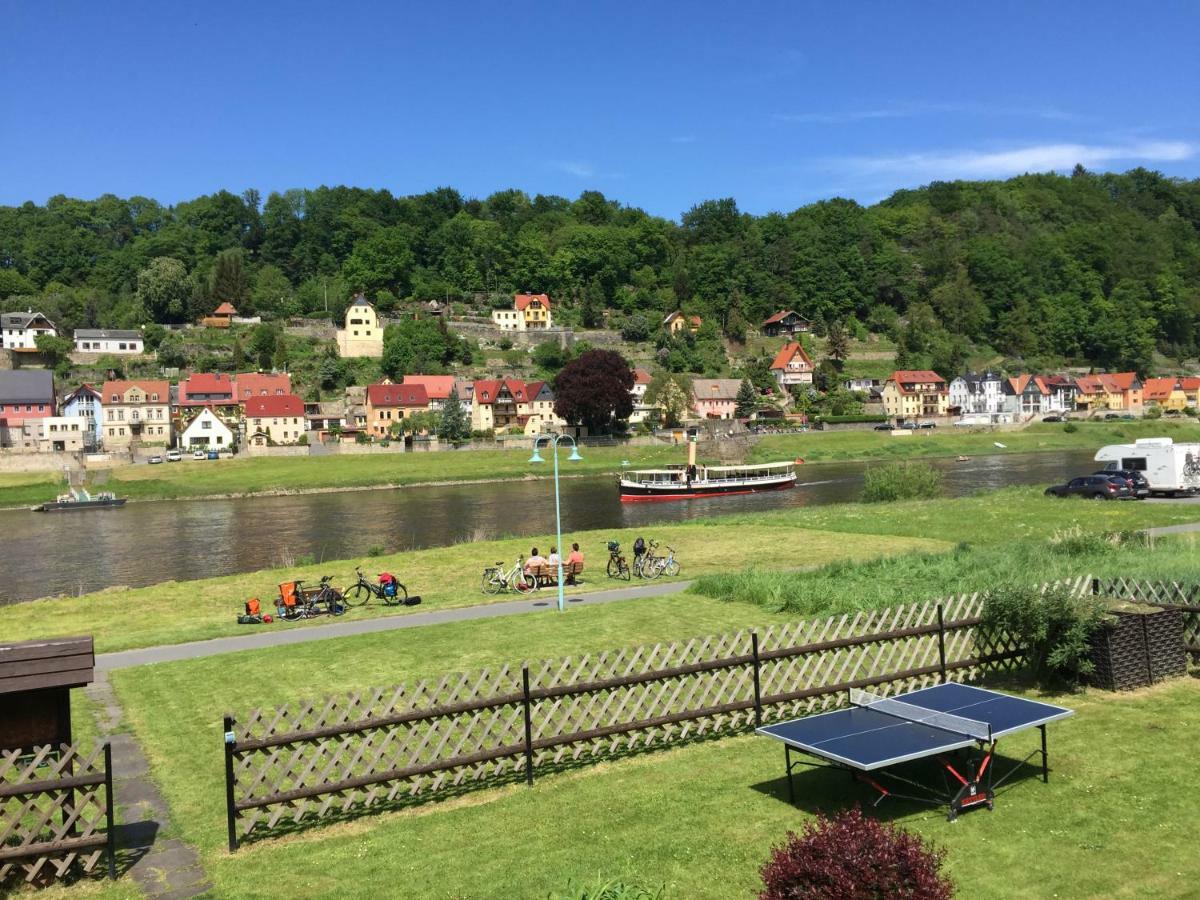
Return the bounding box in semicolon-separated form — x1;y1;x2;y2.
0;521;945;653
111;641;1200;899
751;420;1200;465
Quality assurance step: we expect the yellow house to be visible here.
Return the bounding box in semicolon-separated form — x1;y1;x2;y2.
336;295;383;358
663;311;701;336
365;381;430;438
1143;378;1190;411
245;394;307;445
492;294;553;331
881;370;949;419
100;379;172;446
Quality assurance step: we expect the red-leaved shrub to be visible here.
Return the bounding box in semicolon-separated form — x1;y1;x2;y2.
759;806;953;900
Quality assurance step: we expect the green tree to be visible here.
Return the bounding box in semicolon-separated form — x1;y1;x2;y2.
135;257;191;323
231;339;246;371
209;248;250;310
249;324;279;369
735;378;758;418
645;372;692;427
35;332;74;373
580;279;604;328
553;349;635;431
438;395;471;442
251;264;295;319
825;319;850;368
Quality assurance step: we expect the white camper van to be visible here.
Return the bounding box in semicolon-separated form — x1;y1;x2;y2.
1094;437;1200;495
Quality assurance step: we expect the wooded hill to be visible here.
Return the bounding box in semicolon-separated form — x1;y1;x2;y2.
2;166;1199;375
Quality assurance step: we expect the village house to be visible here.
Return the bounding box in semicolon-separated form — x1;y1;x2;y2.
61;384;103;450
769;342;814;389
1003;375;1053;418
400;375;458;411
949;372;1003;415
34;416;89;453
233;372;292;402
1073;373;1143;415
629;368;657;425
305;400;347;439
365;381;430;438
1;310;57;351
842;377;882;395
1041;375;1078;412
881;370;949;420
492;293;553;331
691;378;742;420
1180;377;1200;408
336;294;384;358
760;310;812;337
245;394;307;446
100;379;171;447
1142;377;1189;412
471;379;527;432
180;408;235;449
663;311;702;336
201;302;238;328
0;370;56;450
522;381;564;434
73;328;144;355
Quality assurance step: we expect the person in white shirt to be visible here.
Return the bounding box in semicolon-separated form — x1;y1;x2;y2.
548;547;561;569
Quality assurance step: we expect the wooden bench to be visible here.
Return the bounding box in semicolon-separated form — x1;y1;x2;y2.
526;561;585;588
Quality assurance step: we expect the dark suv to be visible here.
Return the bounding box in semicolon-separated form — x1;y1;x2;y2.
1045;475;1133;500
1095;469;1150;499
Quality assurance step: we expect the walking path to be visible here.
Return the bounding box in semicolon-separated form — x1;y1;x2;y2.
86;673;212;899
97;578;694;671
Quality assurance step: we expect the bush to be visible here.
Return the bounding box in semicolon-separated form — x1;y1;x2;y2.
498;337;513;351
548;880;665;900
759;807;953;900
862;462;942;503
365;544;385;557
1063;421;1078;433
979;584;1109;685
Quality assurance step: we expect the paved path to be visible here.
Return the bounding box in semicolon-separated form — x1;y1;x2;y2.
97;579;694;671
87;673;212;899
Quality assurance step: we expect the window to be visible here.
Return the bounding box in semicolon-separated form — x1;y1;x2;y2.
1120;457;1148;471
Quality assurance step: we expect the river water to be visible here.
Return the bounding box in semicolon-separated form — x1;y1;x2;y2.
0;449;1099;603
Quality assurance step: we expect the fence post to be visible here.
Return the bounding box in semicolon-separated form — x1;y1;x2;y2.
937;604;947;683
104;741;116;880
522;666;535;786
1092;576;1100;596
751;632;762;729
223;715;238;853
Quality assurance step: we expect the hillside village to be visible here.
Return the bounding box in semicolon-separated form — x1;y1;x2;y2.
1;290;1195;459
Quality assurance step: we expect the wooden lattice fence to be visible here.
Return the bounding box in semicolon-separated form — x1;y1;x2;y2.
0;743;115;886
224;573;1192;849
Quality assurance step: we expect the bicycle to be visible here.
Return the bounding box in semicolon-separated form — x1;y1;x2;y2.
342;566;409;607
284;576;344;619
482;556;536;595
643;543;680;579
605;541;631;580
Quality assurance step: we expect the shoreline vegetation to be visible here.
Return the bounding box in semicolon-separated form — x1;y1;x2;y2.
4;487;1199;654
1;420;1197;509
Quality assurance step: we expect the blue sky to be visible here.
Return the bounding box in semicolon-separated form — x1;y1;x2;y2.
3;1;1199;218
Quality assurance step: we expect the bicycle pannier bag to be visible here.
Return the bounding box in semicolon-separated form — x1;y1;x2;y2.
245;598;261;617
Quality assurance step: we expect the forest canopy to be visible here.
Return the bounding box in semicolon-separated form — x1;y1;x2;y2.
2;167;1199;375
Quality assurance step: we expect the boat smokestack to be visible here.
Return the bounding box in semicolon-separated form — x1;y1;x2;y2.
687;428;697;468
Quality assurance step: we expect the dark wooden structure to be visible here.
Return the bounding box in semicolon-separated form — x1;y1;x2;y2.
761;310;812;337
1088;605;1188;690
0;636;94;752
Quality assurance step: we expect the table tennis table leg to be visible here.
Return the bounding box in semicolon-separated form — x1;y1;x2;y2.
785;745;794;803
1040;724;1048;783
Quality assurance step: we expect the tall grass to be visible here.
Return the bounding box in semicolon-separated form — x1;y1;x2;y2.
689;532;1200;617
861;461;942;502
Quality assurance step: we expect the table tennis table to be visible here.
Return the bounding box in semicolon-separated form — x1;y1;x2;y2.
757;683;1074;820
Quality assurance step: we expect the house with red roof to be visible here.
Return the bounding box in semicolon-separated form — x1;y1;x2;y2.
492;293;553;331
245;393;307;446
881;371;949;420
1003;374;1051;418
1180;377;1200;409
471;378;528;432
1073;373;1143;414
401;375;458;410
365;380;430;438
761;310;812;337
1142;377;1189;412
629;367;658;425
770;342;814;389
100;379;171;446
235;372;292;402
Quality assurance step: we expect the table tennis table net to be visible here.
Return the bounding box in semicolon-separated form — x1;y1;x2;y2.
849;688;992;742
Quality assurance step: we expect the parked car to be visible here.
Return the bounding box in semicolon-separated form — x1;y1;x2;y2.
147;454;164;465
1042;415;1064;423
899;421;919;430
918;422;936;429
166;450;182;462
206;449;219;460
192;449;206;460
873;423;893;431
1094;469;1151;499
1104;413;1120;420
1044;475;1132;500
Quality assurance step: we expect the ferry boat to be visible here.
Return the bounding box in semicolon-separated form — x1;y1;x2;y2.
34;488;126;512
618;439;796;502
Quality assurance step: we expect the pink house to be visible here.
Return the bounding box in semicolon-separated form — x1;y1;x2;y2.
691;378;742;420
0;370;55;449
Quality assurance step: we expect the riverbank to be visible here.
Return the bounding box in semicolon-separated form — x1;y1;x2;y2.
5;487;1200;654
2;420;1196;509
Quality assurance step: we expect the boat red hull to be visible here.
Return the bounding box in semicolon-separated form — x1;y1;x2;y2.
619;479;796;502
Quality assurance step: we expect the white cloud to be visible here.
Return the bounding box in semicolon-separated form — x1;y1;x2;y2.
840;140;1195;180
554;160;595;178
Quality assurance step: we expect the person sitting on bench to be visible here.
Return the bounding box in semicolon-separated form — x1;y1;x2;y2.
566;543;584;584
524;547;548;585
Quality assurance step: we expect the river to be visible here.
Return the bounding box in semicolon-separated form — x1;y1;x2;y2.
0;449;1100;603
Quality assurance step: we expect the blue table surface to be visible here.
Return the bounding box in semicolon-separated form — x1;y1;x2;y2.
757;683;1074;770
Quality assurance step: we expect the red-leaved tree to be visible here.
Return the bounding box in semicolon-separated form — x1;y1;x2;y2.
553;349;635;432
759;807;954;900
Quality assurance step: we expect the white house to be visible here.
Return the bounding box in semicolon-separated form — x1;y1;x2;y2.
35;416;90;453
949;372;1004;414
492;294;553;331
74;329;144;354
629;368;657;425
336;295;383;358
180;408;234;449
1;310;57;350
769;342;815;389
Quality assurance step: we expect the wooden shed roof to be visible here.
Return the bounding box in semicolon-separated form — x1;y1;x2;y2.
0;636;94;695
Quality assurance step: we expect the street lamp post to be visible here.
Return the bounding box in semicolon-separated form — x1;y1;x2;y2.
528;433;583;612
